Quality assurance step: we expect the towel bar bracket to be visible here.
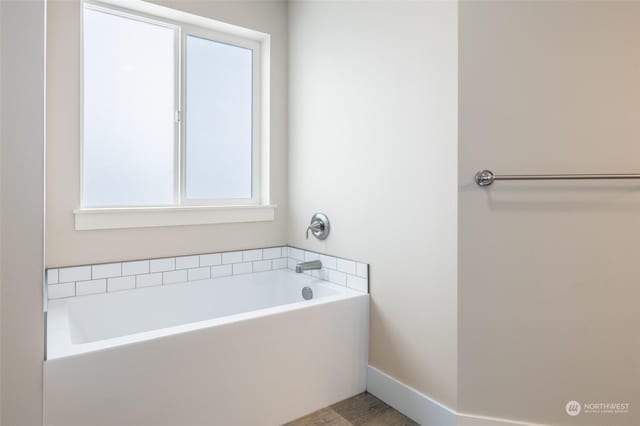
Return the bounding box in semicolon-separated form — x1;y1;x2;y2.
475;170;495;186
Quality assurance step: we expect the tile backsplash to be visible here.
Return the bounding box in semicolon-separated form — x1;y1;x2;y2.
286;247;369;292
46;246;369;300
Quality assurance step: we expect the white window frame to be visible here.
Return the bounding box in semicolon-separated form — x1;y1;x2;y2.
75;0;274;230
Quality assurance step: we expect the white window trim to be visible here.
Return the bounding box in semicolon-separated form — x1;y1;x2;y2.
74;205;276;231
76;0;273;230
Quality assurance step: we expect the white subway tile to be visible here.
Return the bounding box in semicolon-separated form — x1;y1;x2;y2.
92;262;121;279
328;270;347;286
122;260;149;276
59;266;91;283
188;267;210;281
287;258;298;270
347;275;368;293
233;262;253;275
222;251;243;264
253;260;271;272
211;264;232;278
76;279;106;296
108;276;135;292
356;262;368;278
288;247;304;261
48;283;75;299
136;273;163;288
50;248;365;299
262;247;282;260
47;269;59;285
176;255;199;270
150;257;175;273
243;249;262;262
336;258;356;275
200;253;222;267
304;251;321;261
272;258;287;270
311;269;329;280
320;254;337;270
163;270;187;285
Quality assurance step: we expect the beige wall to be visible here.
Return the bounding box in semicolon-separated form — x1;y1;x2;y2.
0;0;46;424
288;1;458;407
46;0;288;268
459;1;640;425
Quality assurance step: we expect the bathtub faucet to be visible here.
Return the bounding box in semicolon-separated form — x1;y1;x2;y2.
295;260;322;273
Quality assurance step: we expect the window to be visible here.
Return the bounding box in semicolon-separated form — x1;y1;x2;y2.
80;2;270;228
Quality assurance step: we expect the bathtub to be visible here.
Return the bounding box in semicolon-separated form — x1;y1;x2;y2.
44;269;369;426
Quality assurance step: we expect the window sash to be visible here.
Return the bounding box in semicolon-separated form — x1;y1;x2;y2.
81;1;261;208
179;24;261;206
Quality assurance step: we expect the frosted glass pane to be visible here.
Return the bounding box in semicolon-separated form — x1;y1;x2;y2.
185;35;253;200
83;8;176;207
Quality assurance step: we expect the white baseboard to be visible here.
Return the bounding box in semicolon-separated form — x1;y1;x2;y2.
366;366;553;426
366;365;456;425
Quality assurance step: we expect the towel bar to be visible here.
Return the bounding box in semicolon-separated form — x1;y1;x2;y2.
475;170;640;186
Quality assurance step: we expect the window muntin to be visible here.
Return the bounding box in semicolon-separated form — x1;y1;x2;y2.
82;3;261;209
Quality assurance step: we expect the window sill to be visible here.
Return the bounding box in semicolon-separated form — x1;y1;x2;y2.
74;204;276;231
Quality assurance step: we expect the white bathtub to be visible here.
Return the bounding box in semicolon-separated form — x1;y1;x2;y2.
44;269;369;426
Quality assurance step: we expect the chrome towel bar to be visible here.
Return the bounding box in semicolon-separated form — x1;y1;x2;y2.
475;170;640;187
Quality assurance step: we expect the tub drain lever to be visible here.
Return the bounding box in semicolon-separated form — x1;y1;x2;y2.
302;286;313;300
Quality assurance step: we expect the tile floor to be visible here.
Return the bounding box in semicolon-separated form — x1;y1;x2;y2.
285;392;418;426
